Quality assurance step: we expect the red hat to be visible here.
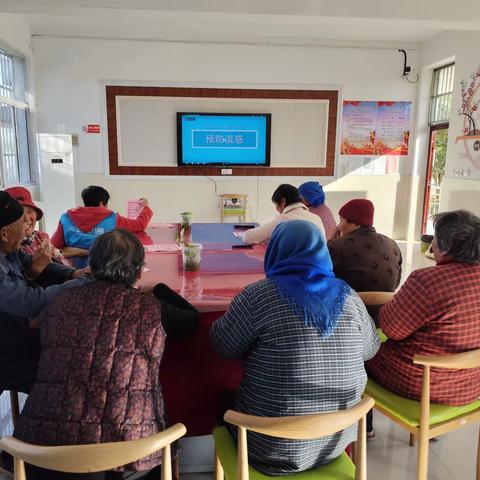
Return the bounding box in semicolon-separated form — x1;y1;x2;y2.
339;199;374;226
5;186;43;221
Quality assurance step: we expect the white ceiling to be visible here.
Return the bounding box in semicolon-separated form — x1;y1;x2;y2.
1;0;480;46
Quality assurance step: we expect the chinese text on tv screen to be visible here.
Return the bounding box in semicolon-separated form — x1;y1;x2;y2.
177;113;271;166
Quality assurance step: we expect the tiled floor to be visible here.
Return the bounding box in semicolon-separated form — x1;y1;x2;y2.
396;240;436;281
1;242;475;479
366;412;477;479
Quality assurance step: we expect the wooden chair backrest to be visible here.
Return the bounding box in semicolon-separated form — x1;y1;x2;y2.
0;423;186;480
224;397;373;480
224;396;374;439
412;349;480;480
357;291;395;306
221;194;247;200
414;349;480;370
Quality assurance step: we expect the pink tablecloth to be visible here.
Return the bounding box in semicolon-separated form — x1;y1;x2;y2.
159;311;243;436
139;224;266;435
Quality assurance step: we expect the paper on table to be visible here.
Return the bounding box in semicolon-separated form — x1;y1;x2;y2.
144;244;181;253
150;223;174;229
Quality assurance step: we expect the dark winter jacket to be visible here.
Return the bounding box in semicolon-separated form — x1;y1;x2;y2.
328;226;402;322
0;250;87;392
14;281;167;471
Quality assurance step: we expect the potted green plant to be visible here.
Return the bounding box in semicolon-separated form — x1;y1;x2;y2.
181;243;203;271
180;211;193;229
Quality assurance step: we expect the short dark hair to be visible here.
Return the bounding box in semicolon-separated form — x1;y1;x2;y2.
89;229;145;285
271;184;302;207
81;185;110;207
433;210;480;264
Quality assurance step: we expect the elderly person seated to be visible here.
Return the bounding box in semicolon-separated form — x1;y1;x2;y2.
0;191;88;394
211;220;379;475
5;186;71;265
244;184;325;244
367;210;480;434
328;199;402;324
298;181;337;240
14;229;197;480
51;185;153;268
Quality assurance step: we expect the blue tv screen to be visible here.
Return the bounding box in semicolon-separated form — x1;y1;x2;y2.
177;113;271;166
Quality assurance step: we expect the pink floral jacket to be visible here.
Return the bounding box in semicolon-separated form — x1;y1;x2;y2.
22;231;71;266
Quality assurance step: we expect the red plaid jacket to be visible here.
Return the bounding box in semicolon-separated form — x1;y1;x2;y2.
367;261;480;405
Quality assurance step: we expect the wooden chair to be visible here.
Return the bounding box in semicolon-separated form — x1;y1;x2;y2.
356;291;394;307
214;395;375;480
365;350;480;480
0;423;186;480
220;194;247;223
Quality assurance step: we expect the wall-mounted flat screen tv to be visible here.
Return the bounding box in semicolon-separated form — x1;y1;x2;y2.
177;112;271;166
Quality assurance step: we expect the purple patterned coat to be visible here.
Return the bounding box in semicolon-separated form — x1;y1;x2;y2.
14;281;166;471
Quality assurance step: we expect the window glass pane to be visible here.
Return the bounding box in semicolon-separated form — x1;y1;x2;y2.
429;64;455;125
15;107;31;183
0;102;20;185
0;50;14;99
0;50;31;186
12;57;27;103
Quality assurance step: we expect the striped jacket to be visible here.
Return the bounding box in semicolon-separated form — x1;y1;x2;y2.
211;279;379;475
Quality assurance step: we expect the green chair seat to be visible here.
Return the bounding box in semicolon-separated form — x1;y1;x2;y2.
213;426;355;480
366;379;480;427
376;328;388;343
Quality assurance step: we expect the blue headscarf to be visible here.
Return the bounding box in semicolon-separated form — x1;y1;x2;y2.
264;220;350;336
298;181;326;208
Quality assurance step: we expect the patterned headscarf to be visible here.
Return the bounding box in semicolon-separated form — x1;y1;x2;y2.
264;220;350;336
298;181;326;208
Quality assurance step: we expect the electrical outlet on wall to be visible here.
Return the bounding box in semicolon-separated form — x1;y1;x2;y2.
452;168;471;177
221;169;232;175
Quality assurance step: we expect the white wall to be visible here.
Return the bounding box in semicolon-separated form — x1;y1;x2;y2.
32;36;420;238
421;31;480;217
117;97;328;168
0;14;31;58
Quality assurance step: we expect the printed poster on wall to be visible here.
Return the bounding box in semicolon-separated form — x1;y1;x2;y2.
341;101;411;156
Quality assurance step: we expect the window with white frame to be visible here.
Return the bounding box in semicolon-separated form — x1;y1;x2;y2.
0;49;31;187
429;63;455;125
